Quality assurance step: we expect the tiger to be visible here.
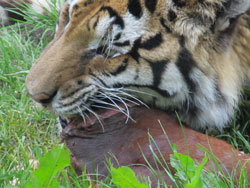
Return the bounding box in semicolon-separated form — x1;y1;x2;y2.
24;0;250;131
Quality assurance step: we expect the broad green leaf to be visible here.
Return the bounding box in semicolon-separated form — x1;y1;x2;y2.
173;152;196;179
186;156;208;188
26;174;42;188
25;145;70;188
48;178;60;188
170;155;188;181
111;166;148;188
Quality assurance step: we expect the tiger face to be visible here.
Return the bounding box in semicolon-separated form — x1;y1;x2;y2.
25;0;250;130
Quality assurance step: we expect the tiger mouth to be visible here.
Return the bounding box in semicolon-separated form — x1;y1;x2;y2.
58;101;135;130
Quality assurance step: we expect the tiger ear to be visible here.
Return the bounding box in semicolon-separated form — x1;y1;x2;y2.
216;0;250;31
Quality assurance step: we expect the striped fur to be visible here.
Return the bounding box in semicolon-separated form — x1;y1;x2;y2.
25;0;250;131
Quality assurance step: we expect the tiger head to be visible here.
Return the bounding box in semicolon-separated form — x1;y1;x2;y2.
25;0;250;130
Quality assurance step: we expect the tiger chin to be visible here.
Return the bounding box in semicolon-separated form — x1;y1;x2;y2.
25;0;250;132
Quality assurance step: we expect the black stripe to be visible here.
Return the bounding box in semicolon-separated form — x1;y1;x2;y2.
114;33;121;41
172;0;186;7
129;38;141;62
110;58;129;76
128;0;143;19
96;46;107;55
113;84;171;97
140;33;163;50
145;0;157;13
179;35;185;47
160;17;171;33
176;48;196;92
101;6;124;29
113;40;130;47
147;59;169;87
152;87;171;97
129;34;163;62
93;15;100;29
168;10;177;22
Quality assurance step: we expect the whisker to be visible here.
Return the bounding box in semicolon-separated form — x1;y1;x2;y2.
97;84;153;98
122;87;155;97
97;91;128;115
102;31;111;57
114;90;149;108
106;91;140;106
89;97;118;108
79;99;94;121
90;96;135;122
105;92;131;123
105;29;114;62
84;105;105;132
77;105;86;126
98;91;135;123
91;104;120;112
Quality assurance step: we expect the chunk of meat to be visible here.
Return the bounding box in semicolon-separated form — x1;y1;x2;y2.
62;106;250;185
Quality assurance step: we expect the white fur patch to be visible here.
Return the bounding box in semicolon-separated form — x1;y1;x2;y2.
112;12;147;53
96;16;115;37
88;16;115;49
182;68;237;130
89;11;147;53
159;63;188;102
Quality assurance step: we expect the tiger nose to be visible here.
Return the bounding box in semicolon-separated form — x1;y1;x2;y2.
30;92;57;105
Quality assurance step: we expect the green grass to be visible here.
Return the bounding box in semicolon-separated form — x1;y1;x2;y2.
0;23;59;187
0;2;249;187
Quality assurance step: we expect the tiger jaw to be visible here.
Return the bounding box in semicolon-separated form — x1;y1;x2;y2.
56;93;143;132
48;74;139;127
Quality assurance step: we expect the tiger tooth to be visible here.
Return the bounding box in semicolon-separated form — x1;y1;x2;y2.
112;53;121;58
